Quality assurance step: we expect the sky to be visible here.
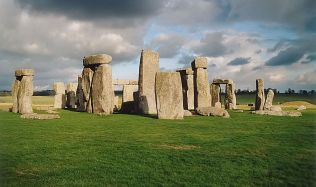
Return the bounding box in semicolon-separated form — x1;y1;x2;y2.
0;0;315;92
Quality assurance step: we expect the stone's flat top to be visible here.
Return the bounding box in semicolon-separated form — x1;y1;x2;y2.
20;113;60;120
191;57;208;69
112;80;138;85
83;54;112;66
142;49;159;55
15;69;34;76
212;79;233;84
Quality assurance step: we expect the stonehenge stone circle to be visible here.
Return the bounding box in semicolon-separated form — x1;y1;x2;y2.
66;83;78;109
255;79;265;110
121;84;138;113
191;57;211;109
12;69;34;114
53;82;66;109
155;72;184;119
177;68;194;110
264;89;274;110
81;54;113;115
138;49;160;114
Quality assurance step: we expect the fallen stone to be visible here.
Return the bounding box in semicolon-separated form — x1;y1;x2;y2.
196;107;230;118
252;110;302;117
297;105;306;110
270;105;282;112
183;110;193;117
20;113;60;120
83;54;112;66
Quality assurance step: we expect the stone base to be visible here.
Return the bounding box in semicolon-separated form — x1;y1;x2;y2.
20;113;60;120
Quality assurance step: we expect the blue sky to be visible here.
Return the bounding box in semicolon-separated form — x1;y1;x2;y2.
0;0;315;92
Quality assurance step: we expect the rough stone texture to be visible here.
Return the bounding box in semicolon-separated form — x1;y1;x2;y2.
121;85;138;113
112;80;138;85
155;72;183;119
53;82;66;109
20;113;60;120
210;83;220;107
12;79;20;113
215;102;221;109
192;57;211;109
66;83;78;109
264;89;274;110
17;76;33;114
81;67;94;113
83;54;112;66
15;69;34;77
271;105;282;112
212;79;233;84
225;83;237;110
255;79;265;110
177;68;194;110
76;76;86;112
183;110;193;117
91;64;113;115
297;105;306;110
138;49;159;114
252;110;302;117
196;107;230;118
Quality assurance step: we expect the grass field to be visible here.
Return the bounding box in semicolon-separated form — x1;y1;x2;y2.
0;108;316;186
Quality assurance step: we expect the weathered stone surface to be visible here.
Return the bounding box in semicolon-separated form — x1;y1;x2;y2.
212;79;233;84
113;96;119;112
12;79;20;113
196;107;230;118
76;76;86;112
112;80;138;85
270;105;282;112
191;57;208;69
53;82;65;94
215;102;221;109
210;83;220;107
66;83;77;109
252;110;302;117
155;72;183;119
192;60;211;109
91;64;113;115
225;83;236;109
20;113;60;120
183;110;193;116
83;54;112;66
264;89;274;110
297;105;306;110
53;82;66;109
121;85;138;113
177;68;194;110
17;76;33;114
15;69;34;77
255;79;265;110
138;49;159;114
81;67;94;113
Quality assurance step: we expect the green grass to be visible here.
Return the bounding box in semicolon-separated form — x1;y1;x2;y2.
0;96;54;105
0;109;315;186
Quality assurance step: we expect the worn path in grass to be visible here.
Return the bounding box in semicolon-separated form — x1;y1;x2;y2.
0;109;315;186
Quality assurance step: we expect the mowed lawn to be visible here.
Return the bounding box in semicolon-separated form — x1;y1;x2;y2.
0;108;315;186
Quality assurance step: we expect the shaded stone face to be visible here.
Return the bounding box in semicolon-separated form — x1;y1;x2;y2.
192;59;211;109
121;85;138;113
255;79;265;110
83;54;112;66
76;76;86;112
225;83;236;110
66;83;78;109
264;89;274;110
81;67;94;113
155;72;184;119
177;68;194;110
210;83;220;107
91;64;113;115
138;49;160;114
12;79;20;113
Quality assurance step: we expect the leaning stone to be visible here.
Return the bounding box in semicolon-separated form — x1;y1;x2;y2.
155;72;183;119
264;89;274;110
297;105;306;110
91;64;113;115
20;113;60;120
17;75;33;114
83;54;112;66
15;69;34;77
196;107;230;118
255;79;265;110
138;49;160;114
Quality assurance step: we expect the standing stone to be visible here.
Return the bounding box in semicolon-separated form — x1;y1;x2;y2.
121;85;138;113
53;82;66;109
225;82;237;110
255;79;265;110
210;83;220;107
91;64;113;115
177;68;194;110
155;72;183;119
76;76;85;111
82;67;94;113
264;89;274;110
191;57;211;109
66;83;77;109
138;49;160;114
12;69;34;114
113;96;119;112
